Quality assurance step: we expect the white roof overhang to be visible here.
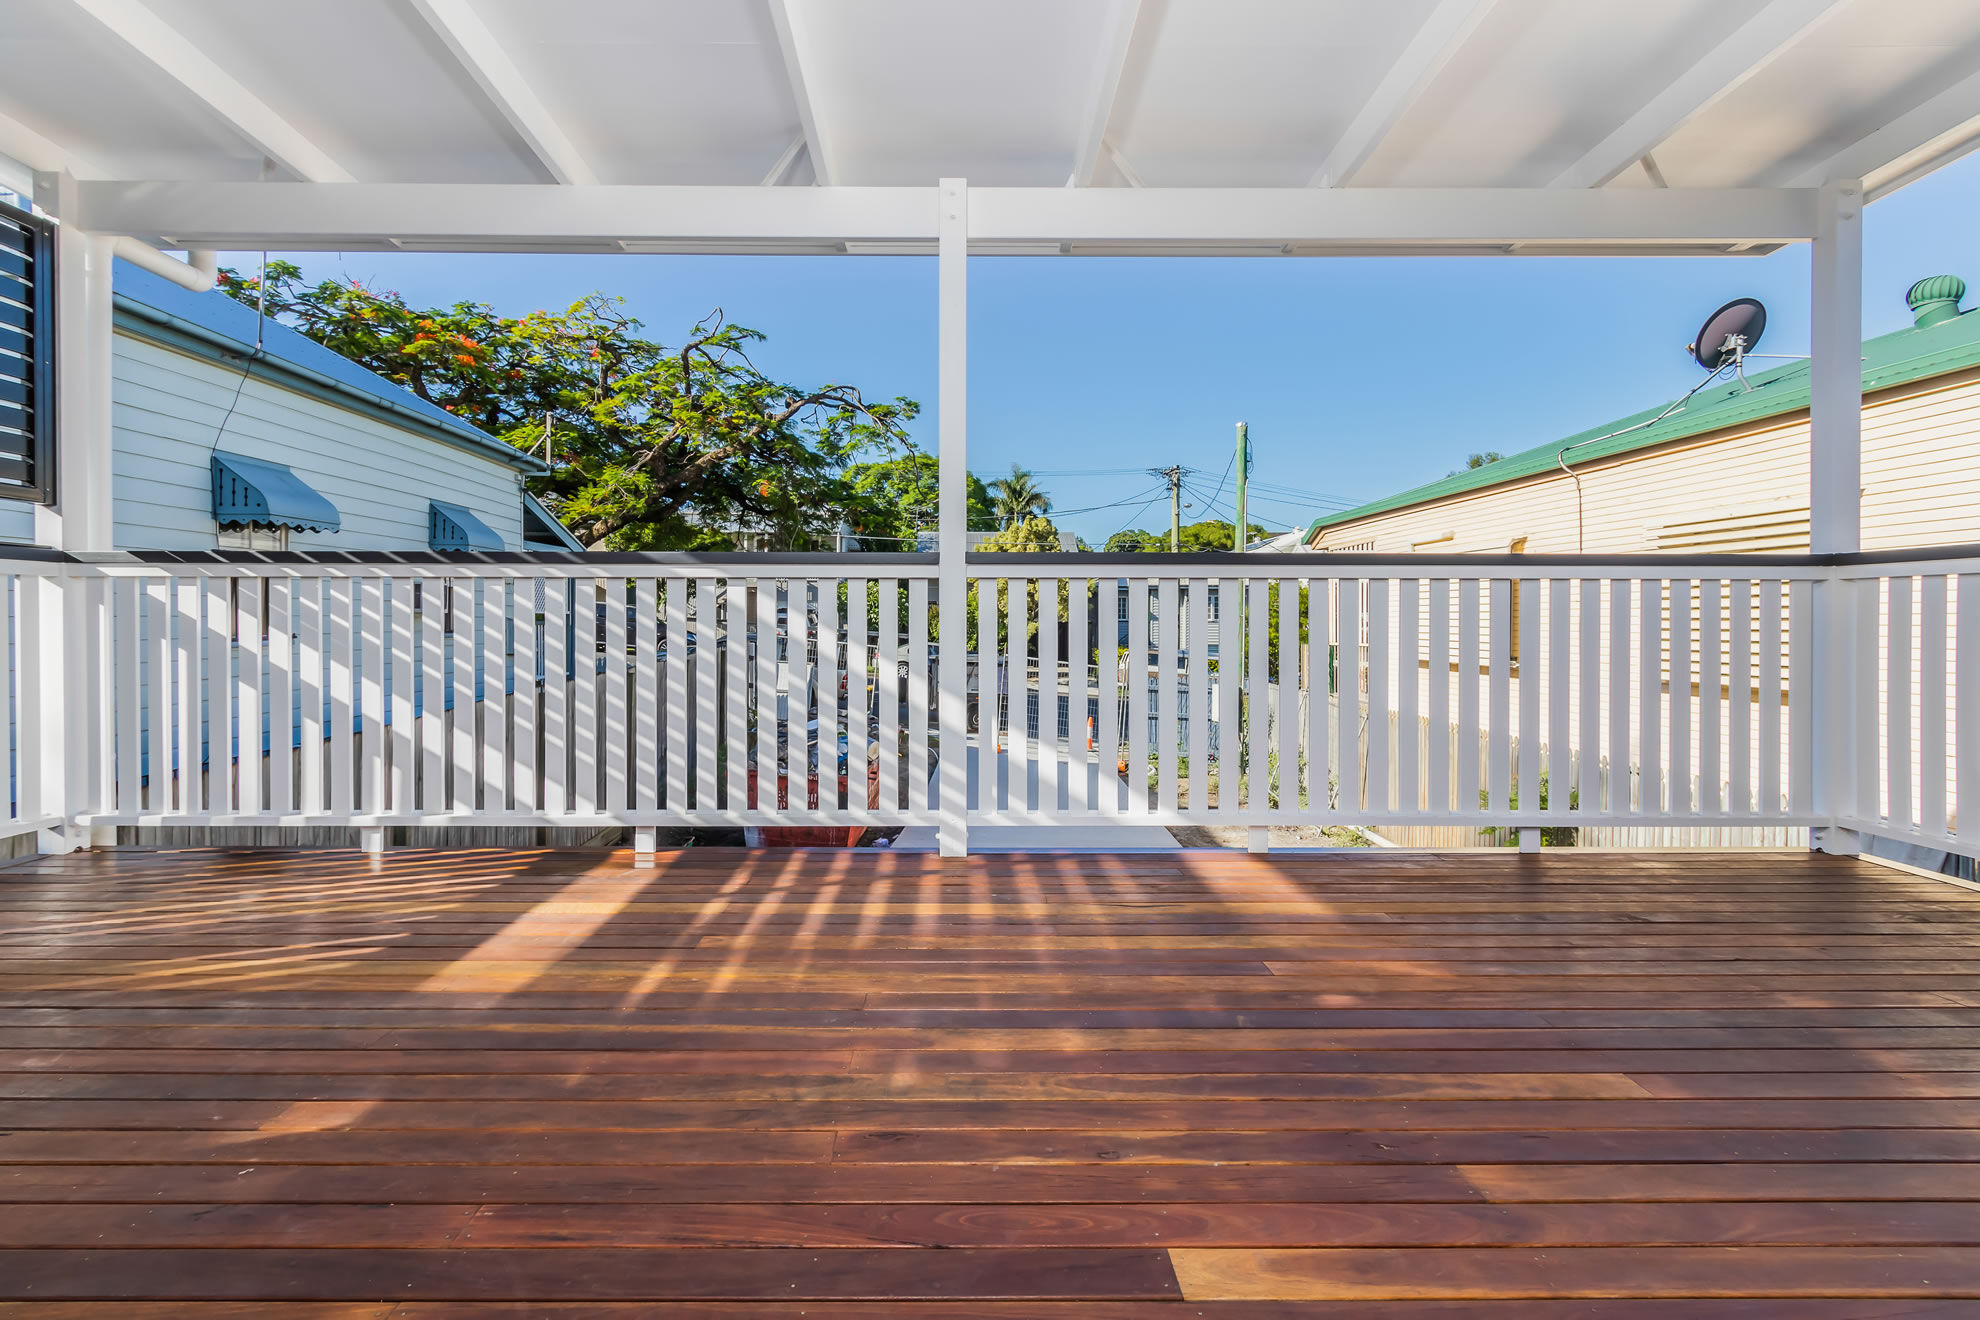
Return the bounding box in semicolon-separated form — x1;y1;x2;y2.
3;0;1976;258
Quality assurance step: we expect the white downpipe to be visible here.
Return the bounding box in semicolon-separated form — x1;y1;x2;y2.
111;237;218;292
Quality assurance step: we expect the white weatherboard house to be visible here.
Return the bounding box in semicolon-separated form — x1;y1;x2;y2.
0;254;579;554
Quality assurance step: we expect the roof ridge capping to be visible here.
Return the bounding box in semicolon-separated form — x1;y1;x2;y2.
1305;273;1976;540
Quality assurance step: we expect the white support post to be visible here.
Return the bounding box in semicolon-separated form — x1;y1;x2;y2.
1518;826;1542;853
26;172;116;853
359;827;387;855
633;826;658;859
33;171;115;553
1809;178;1863;855
1247;826;1269;854
936;178;969;858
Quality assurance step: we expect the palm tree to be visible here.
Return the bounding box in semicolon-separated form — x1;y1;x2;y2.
986;463;1050;529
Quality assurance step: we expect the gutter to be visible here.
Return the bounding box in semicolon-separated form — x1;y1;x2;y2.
112;296;549;477
112;239;217;292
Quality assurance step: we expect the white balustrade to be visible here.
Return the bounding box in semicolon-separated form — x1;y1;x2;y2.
0;548;1970;856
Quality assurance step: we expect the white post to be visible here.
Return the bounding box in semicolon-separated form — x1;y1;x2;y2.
32;171;115;554
1808;178;1863;855
26;172;116;853
937;178;970;858
1518;826;1541;853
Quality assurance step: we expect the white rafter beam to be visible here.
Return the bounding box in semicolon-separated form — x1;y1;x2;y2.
1069;0;1142;186
1553;0;1844;189
75;182;1820;254
1791;67;1980;200
766;0;835;186
1309;0;1496;187
760;135;807;187
404;0;597;186
63;0;353;182
0;105;101;177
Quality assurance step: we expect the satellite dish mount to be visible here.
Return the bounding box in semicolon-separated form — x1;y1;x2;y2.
1687;297;1768;391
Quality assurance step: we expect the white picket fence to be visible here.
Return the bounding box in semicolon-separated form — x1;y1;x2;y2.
0;547;1972;856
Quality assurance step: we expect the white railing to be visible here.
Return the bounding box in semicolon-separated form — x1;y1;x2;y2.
1833;554;1976;851
0;546;1971;856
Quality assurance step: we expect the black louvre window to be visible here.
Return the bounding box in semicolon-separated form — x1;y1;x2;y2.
0;199;54;504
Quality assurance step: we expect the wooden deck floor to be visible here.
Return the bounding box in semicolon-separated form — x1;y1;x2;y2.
1;846;1979;1316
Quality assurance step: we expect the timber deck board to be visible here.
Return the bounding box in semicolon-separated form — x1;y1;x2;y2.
0;846;1977;1312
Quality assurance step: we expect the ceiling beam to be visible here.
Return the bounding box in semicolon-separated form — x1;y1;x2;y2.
1069;0;1143;187
765;0;835;186
76;181;1819;254
1552;0;1844;189
1309;0;1497;187
63;0;353;183
760;136;808;187
0;105;100;177
403;0;597;186
1791;66;1980;200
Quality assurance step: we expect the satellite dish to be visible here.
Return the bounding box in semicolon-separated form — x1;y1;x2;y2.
1688;298;1767;370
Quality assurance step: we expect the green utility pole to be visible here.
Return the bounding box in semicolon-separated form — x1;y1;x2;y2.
1233;421;1249;552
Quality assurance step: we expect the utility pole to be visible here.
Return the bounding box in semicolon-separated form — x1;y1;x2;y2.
1149;465;1186;550
1233;421;1250;552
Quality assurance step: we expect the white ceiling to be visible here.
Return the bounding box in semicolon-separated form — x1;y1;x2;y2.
3;0;1978;247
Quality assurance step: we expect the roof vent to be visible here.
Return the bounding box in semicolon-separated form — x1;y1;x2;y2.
1906;274;1966;328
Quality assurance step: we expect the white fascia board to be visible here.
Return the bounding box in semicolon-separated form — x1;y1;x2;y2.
76;182;1819;251
1552;0;1846;189
64;0;354;183
403;0;598;186
78;182;937;249
970;186;1820;248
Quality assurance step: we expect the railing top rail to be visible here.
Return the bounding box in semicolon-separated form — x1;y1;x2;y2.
1;544;1977;577
970;544;1980;571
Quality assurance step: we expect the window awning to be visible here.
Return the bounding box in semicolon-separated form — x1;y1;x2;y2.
211;450;340;533
429;500;504;552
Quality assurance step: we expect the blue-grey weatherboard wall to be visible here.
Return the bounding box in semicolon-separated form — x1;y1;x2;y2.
0;259;551;550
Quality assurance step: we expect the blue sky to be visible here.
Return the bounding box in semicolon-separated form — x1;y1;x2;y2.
228;151;1980;544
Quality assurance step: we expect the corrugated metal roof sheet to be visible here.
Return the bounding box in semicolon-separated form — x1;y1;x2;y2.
112;260;545;476
1305;299;1980;540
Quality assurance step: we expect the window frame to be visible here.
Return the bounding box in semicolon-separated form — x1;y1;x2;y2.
0;198;56;506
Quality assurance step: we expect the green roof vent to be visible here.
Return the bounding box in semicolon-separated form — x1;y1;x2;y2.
1907;274;1966;328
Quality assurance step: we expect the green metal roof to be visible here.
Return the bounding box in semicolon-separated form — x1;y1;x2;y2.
1305;292;1980;541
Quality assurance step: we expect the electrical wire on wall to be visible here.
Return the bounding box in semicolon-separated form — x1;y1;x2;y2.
208;251;270;459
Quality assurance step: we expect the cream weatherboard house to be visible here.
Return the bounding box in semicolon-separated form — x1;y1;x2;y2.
1300;274;1980;860
1304;275;1980;559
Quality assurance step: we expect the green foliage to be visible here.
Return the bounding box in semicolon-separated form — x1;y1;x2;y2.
1482;772;1580;847
970;517;1071;654
218;261;918;550
839;455;995;550
1105;519;1270;553
1448;450;1505;476
1103;528;1166;553
975;516;1063;554
985;464;1051;529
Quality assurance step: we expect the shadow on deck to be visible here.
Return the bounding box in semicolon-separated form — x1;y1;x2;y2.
0;845;1977;1314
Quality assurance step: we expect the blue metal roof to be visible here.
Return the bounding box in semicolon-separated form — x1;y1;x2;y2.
429;500;505;552
112;260;546;476
212;450;341;532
